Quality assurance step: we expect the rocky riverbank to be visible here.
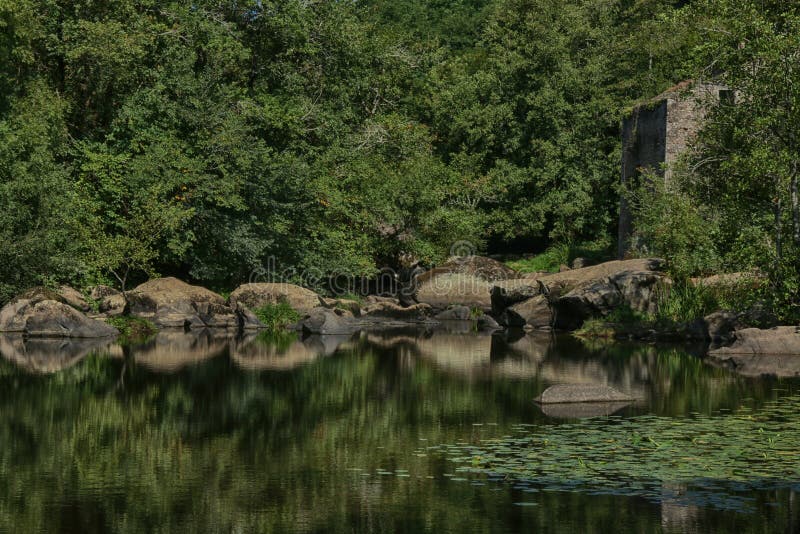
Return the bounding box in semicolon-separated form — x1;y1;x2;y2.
1;257;798;376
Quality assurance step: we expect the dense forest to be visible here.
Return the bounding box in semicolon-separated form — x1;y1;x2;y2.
1;0;798;317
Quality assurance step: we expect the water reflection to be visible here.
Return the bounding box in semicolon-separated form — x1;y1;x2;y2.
0;329;798;532
0;334;114;374
231;332;352;370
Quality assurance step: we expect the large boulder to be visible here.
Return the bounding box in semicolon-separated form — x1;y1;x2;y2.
435;305;472;321
319;297;362;316
490;259;668;330
90;285;120;301
504;295;553;328
490;284;539;316
413;256;519;311
709;327;800;356
534;384;634;404
708;327;800;377
0;288;118;338
127;277;238;329
229;283;321;314
57;286;91;312
300;308;356;335
89;285;126;316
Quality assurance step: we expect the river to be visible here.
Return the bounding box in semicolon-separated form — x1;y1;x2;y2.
0;327;798;532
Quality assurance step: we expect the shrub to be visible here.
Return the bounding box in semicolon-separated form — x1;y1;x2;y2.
253;302;301;330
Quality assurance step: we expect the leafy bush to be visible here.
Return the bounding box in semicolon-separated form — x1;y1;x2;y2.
507;244;570;274
507;237;614;274
253;302;301;330
629;176;721;279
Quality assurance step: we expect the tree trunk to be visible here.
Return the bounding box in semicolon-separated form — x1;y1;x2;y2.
792;161;799;246
774;177;783;289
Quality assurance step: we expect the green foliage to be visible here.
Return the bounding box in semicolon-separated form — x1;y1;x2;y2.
253;302;301;330
507;244;569;274
629;1;800;319
507;238;613;273
629;174;721;279
436;394;800;511
105;316;157;344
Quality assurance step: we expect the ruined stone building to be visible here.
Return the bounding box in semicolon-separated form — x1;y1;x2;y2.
617;81;731;258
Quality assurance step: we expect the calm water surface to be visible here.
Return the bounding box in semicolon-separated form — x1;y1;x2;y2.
1;327;799;533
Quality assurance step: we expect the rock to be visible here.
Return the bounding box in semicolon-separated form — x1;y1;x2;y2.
490;284;540;316
435;306;472;321
300;308;356;335
234;302;265;330
429;255;519;282
0;289;118;338
90;285;121;301
362;301;433;320
538;258;666;290
364;295;398;306
320;297;362;316
534;384;634;404
487;259;669;331
127;277;237;329
550;268;668;330
476;314;502;330
414;272;493;311
704;311;738;344
708;353;800;378
58;286;90;312
413;256;518;311
559;264;571;272
99;293;126;316
504;295;552;328
709;327;800;356
229;283;320;314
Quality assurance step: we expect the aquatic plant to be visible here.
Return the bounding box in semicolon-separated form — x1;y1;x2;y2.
428;396;800;511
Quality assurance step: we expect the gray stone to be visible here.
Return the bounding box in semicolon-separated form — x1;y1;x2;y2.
503;295;552;328
551;270;668;330
301;308;356;335
534;384;634;404
476;314;502;330
0;291;118;338
99;293;126;316
127;277;237;329
229;283;321;314
709;327;800;356
490;284;539;316
58;286;91;312
435;306;472;321
232;302;265;330
320;297;362;316
90;284;121;301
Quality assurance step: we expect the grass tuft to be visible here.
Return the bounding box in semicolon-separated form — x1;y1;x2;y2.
254;301;301;330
